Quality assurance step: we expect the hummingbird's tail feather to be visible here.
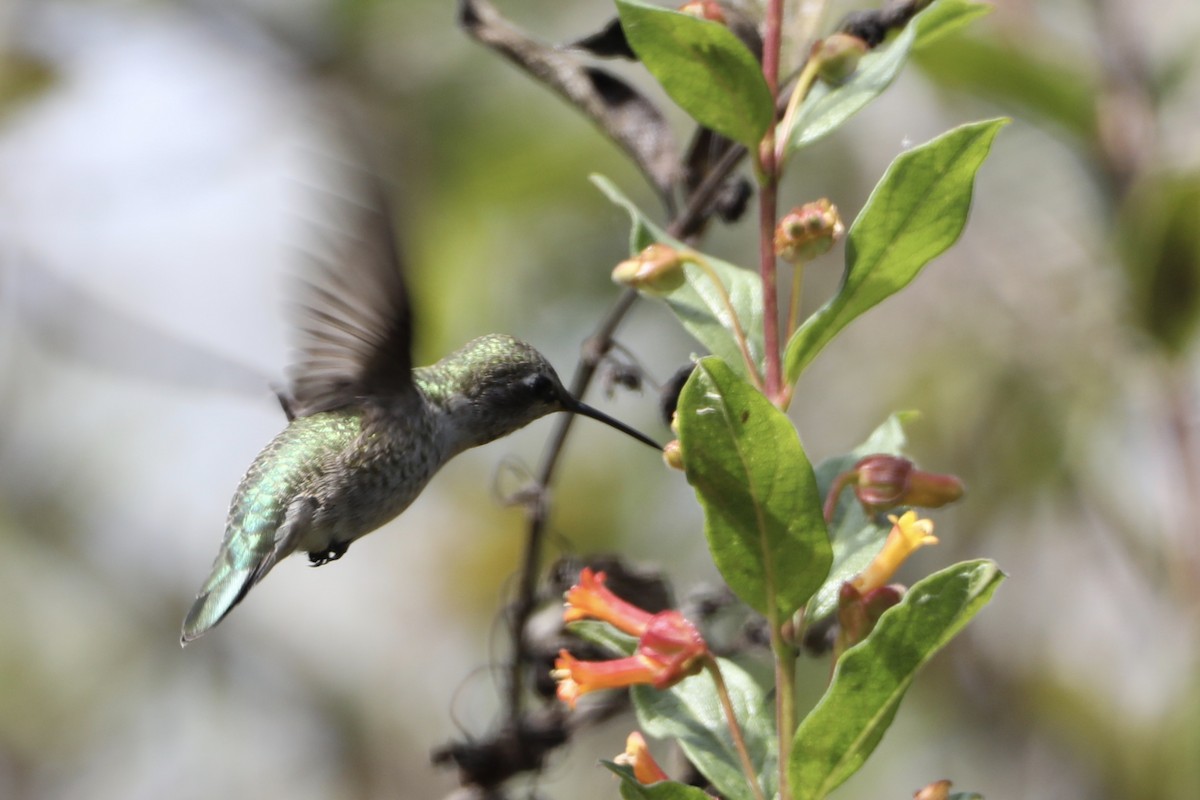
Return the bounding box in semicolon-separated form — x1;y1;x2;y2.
181;499;315;645
180;559;260;645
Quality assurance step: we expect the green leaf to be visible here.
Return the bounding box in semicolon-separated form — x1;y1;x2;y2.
593;175;764;375
567;620;638;656
913;0;994;50
603;762;714;800
634;657;775;800
789;560;1005;800
784;118;1007;383
786;19;916;152
617;0;773;148
785;0;992;156
807;412;914;621
677;357;831;619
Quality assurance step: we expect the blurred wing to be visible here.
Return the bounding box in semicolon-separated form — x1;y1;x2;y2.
286;171;415;417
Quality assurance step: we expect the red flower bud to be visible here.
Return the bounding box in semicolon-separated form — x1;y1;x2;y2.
824;454;965;521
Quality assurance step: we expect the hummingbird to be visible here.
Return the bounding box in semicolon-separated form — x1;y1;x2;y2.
181;170;660;644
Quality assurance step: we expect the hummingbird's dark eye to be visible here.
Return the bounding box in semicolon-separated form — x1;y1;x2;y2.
526;372;558;401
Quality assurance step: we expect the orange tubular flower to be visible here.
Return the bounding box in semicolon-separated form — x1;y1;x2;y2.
563;568;654;636
851;511;938;593
616;732;670;785
554;569;710;709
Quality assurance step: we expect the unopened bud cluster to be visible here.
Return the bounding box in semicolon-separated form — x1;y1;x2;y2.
774;199;844;262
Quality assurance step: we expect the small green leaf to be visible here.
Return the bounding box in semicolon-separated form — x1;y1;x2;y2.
789;560;1005;800
784;118;1007;383
677;357;831;619
785;0;992;156
603;762;714;800
617;0;773;147
913;0;994;50
567;620;638;656
634;657;775;800
807;412;915;621
593;175;764;375
786;19;916;152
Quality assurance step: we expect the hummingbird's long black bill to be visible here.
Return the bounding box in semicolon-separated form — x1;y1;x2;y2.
569;400;662;450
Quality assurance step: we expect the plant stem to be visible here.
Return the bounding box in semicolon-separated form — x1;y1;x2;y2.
761;6;797;798
759;0;785;406
785;257;807;341
705;657;767;800
774;631;797;793
775;56;822;166
505;130;754;723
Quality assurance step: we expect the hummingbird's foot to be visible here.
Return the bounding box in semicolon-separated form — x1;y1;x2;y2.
308;540;350;567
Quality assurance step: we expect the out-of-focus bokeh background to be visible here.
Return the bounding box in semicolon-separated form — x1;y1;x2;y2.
2;0;1199;798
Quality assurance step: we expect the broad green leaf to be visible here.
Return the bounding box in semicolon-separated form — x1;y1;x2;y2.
617;0;773;147
603;762;714;800
789;560;1005;800
785;18;916;152
913;0;993;50
634;657;775;800
950;793;985;800
784;118;1007;383
677;357;831;619
593;175;764;375
567;620;638;656
807;412;914;621
785;0;991;154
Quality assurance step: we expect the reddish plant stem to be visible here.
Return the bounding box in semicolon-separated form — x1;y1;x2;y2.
759;0;784;404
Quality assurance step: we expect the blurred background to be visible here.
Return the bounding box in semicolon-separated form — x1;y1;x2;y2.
1;0;1199;798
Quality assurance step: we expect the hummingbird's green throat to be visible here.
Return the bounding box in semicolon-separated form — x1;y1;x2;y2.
181;174;658;645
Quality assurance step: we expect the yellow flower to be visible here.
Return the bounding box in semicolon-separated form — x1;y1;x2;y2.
851;511;938;593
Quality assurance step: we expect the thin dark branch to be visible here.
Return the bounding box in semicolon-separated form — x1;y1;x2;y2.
501;139;752;726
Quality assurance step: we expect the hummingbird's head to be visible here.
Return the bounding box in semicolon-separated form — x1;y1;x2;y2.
428;334;659;454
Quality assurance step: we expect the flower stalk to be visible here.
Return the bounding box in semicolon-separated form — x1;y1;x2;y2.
705;656;768;800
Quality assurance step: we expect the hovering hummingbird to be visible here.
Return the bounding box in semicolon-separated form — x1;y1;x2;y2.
181;171;660;644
